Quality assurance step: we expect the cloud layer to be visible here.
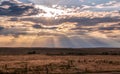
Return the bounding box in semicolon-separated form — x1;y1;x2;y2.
0;0;120;48
0;0;40;16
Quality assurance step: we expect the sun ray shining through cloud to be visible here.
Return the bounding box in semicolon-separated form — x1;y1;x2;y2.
0;0;120;48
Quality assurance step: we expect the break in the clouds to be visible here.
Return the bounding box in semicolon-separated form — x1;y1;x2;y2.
81;0;120;11
1;0;120;11
17;0;120;11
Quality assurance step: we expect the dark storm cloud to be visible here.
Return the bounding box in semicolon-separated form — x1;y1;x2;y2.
32;24;42;29
0;16;120;37
0;27;27;36
0;0;39;16
20;15;120;26
0;26;4;31
60;17;120;26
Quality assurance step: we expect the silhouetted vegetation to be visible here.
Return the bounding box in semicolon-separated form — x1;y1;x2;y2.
27;51;36;54
0;48;120;55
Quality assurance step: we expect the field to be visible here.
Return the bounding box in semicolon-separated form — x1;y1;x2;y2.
0;48;120;74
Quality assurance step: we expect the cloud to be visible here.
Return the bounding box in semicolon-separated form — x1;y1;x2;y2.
79;0;84;2
0;26;4;31
81;0;120;11
0;0;40;16
0;10;117;37
0;0;120;38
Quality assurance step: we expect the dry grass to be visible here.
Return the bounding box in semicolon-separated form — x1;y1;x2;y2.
0;48;120;74
0;55;120;74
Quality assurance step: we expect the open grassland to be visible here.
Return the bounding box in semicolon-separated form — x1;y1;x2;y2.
0;55;120;74
0;48;120;74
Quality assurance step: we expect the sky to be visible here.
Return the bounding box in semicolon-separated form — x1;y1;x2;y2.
17;0;120;11
0;0;120;48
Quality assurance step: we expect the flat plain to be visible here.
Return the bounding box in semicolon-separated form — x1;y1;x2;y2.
0;48;120;74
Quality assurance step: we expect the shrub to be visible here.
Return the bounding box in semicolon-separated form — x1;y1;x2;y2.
27;51;36;54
